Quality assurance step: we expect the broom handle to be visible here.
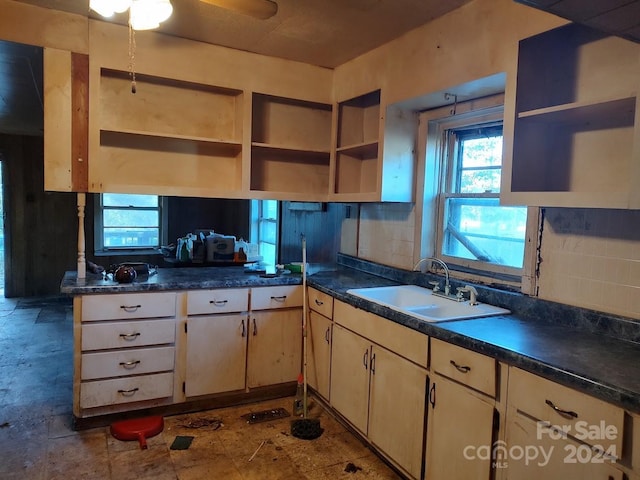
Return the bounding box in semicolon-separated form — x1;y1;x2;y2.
302;236;308;418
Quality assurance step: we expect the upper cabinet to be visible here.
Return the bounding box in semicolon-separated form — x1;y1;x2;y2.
502;23;640;209
90;69;245;198
250;93;332;201
330;90;415;202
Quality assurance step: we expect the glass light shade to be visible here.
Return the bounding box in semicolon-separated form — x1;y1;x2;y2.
112;0;133;13
89;0;116;17
129;0;173;30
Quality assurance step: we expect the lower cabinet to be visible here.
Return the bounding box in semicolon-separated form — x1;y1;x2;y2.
247;309;302;388
307;309;333;400
185;314;247;397
330;317;427;480
503;367;625;480
425;374;495;479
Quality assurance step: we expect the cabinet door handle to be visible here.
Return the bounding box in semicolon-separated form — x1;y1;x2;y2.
363;349;369;369
241;319;246;337
371;352;376;374
120;304;141;312
119;332;141;341
117;387;139;397
429;383;436;408
119;360;141;369
210;299;228;306
252;318;257;336
270;295;287;302
325;327;330;344
450;360;471;373
545;399;578;419
314;299;324;306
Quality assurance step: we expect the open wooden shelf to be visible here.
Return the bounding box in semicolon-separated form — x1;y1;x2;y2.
503;23;640;209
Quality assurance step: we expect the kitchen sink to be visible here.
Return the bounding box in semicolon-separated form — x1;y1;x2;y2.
346;284;510;322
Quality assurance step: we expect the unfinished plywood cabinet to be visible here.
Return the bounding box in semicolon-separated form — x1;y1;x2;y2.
250;93;332;201
331;89;415;202
502;23;640;209
90;69;244;198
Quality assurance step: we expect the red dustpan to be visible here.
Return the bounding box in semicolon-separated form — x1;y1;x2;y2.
110;416;164;449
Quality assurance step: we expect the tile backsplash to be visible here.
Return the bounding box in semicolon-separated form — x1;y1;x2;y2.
346;203;640;321
538;208;640;320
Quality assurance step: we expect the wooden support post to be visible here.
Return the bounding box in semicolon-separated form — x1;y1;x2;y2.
77;192;86;279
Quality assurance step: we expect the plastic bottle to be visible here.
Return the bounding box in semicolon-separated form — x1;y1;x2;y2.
293;372;304;416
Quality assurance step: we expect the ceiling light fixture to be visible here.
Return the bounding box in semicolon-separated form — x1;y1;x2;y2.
89;0;173;30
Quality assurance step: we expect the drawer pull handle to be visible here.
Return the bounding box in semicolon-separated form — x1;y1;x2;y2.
545;399;578;419
363;350;369;369
241;319;246;337
120;304;141;312
325;327;330;344
119;332;141;341
314;299;324;306
271;295;287;302
119;360;141;369
210;300;228;306
253;318;257;336
118;387;139;397
450;360;471;373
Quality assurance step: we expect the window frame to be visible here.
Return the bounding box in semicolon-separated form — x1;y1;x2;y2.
416;96;539;292
94;193;168;255
249;199;279;266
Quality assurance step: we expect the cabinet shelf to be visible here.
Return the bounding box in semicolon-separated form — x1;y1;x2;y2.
251;142;330;155
102;128;243;148
336;140;379;157
503;23;640;209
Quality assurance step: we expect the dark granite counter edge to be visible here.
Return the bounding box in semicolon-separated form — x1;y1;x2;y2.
307;277;640;414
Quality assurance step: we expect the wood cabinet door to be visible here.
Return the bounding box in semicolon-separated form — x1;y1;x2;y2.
368;345;427;480
426;374;495;480
307;311;332;400
504;412;623;480
329;324;371;434
247;309;302;388
185;314;247;397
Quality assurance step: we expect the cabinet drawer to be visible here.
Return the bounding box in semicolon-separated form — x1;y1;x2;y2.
251;285;303;310
508;367;624;454
187;288;249;315
82;292;176;321
334;300;427;368
82;319;176;351
80;372;173;409
430;338;496;397
81;346;175;380
308;287;333;318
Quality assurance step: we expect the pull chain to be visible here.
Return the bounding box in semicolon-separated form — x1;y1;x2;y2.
128;22;137;94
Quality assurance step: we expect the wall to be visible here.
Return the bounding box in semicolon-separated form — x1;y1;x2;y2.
333;0;640;320
0;135;77;297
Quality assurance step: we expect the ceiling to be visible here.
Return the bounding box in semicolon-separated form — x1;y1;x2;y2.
0;0;475;136
13;0;473;68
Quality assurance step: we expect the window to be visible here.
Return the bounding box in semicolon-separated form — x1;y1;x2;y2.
439;124;527;271
95;193;166;253
419;99;531;284
250;199;279;267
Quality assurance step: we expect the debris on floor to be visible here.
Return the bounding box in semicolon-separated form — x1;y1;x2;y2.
242;407;290;424
248;440;266;461
345;462;363;473
170;435;194;450
179;417;223;430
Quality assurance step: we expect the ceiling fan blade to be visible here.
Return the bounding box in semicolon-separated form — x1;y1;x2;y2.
199;0;278;19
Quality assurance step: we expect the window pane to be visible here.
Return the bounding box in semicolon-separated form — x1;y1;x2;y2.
104;227;159;248
260;221;277;244
441;197;527;269
103;193;158;208
261;242;276;267
458;133;503;194
263;200;278;219
104;209;159;228
460;169;501;194
460;136;503;168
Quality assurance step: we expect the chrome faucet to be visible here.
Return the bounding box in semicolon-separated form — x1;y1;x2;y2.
456;285;479;306
413;257;451;296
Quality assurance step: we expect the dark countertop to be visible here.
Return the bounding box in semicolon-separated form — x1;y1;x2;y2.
306;268;640;413
61;263;640;413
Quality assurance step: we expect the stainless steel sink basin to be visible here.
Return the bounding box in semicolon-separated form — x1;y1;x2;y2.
346;285;510;322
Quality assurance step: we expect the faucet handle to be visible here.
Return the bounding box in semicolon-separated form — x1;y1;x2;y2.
428;281;440;292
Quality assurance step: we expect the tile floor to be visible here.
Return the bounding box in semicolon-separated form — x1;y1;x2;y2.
0;295;402;479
